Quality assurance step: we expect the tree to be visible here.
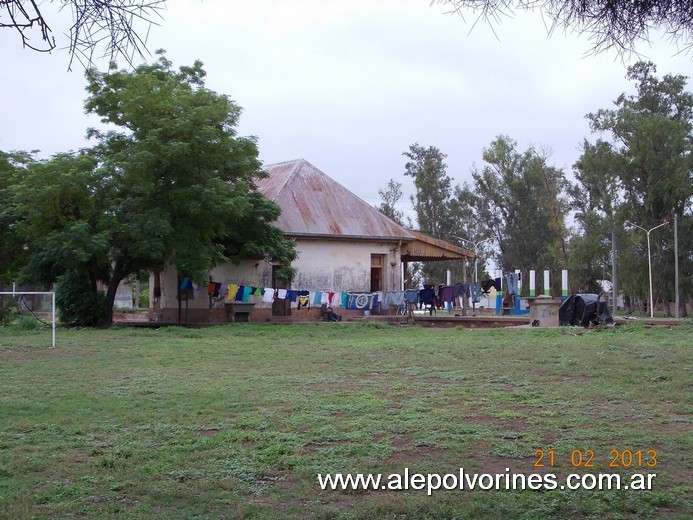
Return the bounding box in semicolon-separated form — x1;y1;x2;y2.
433;0;693;56
377;178;407;227
577;61;692;316
403;143;456;240
1;0;166;68
402;143;460;283
567;139;619;293
454;136;570;291
0;151;33;282
3;52;297;325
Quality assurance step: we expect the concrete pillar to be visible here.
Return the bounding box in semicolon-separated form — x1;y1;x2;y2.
562;270;569;299
529;269;536;297
543;270;551;296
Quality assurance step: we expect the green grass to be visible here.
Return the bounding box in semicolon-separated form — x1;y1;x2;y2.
0;321;691;519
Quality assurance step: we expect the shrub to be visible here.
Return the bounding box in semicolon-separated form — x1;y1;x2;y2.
56;272;106;326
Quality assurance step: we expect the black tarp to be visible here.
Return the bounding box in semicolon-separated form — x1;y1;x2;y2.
559;293;614;327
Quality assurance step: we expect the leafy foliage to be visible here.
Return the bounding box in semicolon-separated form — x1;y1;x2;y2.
377;178;407;227
1;52;296;325
572;61;692;315
453;136;571;291
55;271;107;326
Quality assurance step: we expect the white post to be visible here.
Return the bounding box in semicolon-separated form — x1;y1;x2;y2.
646;231;654;318
529;270;536;297
52;292;56;348
674;214;679;319
561;270;568;299
543;270;550;296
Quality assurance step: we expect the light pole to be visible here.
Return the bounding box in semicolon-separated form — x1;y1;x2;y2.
455;235;499;283
625;220;669;318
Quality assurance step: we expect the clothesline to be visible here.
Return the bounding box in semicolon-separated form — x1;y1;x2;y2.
191;276;521;312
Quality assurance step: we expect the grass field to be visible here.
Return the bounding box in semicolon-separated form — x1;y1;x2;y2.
0;321;691;519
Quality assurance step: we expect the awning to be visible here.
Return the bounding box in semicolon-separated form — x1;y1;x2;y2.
401;230;474;262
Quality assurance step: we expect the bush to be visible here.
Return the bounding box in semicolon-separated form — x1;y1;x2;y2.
56;273;106;326
17;316;43;330
0;296;19;325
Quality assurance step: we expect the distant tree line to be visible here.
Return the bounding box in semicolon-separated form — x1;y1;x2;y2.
381;61;692;317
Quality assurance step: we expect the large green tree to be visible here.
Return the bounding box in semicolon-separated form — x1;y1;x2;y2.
453;136;570;292
376;178;407;227
573;61;692;316
402;143;461;283
567;139;620;294
2;52;296;325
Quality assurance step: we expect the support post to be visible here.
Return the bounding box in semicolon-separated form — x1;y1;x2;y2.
612;228;618;316
561;270;568;299
529;270;536;297
543;270;550;296
674;214;679;319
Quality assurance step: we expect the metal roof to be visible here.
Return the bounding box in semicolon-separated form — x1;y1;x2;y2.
256;159;415;241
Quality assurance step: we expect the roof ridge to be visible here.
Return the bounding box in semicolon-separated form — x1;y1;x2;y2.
261;158;304;201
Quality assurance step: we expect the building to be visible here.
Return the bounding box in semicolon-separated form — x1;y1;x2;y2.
150;159;472;323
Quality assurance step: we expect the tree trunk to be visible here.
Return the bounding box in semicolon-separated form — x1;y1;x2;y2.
102;261;124;327
680;293;688;318
662;297;671;318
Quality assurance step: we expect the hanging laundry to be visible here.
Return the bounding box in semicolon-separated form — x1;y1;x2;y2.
313;291;323;305
208;282;221;297
241;285;253;302
419;288;436;306
470;282;481;303
440;285;454;303
262;288;275;303
390;292;404;307
277;289;288;299
480;279;495;294
297;290;310;309
404;289;420;307
505;273;519;295
380;292;392;311
345;292;378;310
226;284;240;302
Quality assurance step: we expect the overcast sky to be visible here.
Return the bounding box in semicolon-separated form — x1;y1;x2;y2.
1;0;691;219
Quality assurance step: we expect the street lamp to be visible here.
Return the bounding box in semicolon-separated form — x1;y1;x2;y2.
458;235;499;283
625;220;669;318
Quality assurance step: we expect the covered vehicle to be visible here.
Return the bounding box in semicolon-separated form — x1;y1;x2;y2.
559;293;614;327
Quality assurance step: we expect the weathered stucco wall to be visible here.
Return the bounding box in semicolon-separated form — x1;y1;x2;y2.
292;240;401;292
150;238;402;322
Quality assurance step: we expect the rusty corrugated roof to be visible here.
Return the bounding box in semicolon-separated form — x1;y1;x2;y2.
256;159;415;241
402;230;474;261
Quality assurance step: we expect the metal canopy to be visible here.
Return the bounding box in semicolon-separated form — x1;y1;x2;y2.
401;230;474;262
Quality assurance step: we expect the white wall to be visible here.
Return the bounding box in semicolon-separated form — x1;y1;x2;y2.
151;238;403;312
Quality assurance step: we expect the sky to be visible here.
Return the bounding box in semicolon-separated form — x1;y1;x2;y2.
1;0;691;220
